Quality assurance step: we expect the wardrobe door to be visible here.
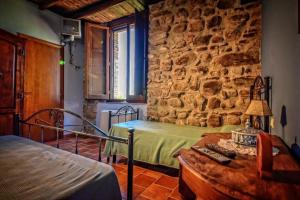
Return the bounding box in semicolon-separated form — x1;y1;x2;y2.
0;29;24;135
20;34;63;142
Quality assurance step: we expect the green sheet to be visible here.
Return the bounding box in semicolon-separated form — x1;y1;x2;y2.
104;120;239;169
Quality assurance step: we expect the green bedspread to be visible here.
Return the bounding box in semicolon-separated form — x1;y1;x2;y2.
104;120;239;169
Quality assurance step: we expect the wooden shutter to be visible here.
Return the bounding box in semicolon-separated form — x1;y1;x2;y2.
85;23;109;99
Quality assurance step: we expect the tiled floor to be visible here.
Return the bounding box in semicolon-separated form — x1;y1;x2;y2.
46;134;184;200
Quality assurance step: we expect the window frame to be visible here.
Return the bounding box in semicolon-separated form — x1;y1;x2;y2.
109;20;143;103
110;24;130;101
84;11;148;103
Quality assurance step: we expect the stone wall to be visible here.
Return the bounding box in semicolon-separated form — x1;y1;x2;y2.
147;0;261;127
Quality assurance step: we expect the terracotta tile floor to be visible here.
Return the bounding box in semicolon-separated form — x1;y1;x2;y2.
46;134;184;200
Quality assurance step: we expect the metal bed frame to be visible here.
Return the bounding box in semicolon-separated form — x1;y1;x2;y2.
13;108;134;200
107;105;139;163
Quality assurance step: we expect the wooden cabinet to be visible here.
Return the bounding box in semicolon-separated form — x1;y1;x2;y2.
0;29;24;135
0;30;63;139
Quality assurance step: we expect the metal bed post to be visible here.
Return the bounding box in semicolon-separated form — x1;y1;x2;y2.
56;129;60;148
107;111;112;163
28;125;31;139
14;113;20;136
112;153;117;163
127;128;134;200
125;110;127;122
75;133;79;154
136;108;139;120
108;111;112;131
98;138;102;162
113;111;120;163
41;127;44;143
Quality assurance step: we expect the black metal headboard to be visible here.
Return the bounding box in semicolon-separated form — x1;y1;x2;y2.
108;105;139;130
249;76;272;132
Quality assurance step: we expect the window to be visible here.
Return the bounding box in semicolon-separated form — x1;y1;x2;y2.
112;25;135;100
85;11;148;102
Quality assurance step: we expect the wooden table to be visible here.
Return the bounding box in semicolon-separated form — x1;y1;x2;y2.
178;133;300;200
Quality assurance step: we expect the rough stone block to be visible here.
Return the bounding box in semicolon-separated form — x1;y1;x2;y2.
193;35;212;46
146;0;261;127
207;114;222;127
217;0;236;9
207;16;222;29
217;52;259;67
203;80;222;96
168;98;183;107
208;97;221;109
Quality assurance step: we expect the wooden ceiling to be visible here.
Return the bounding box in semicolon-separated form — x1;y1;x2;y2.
29;0;150;23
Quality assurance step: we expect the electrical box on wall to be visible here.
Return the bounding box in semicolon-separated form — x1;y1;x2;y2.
62;18;81;38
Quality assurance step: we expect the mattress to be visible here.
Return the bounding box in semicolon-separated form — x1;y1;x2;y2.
104;120;239;168
0;135;121;200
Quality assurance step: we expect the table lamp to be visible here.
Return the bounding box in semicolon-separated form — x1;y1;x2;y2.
245;99;273;130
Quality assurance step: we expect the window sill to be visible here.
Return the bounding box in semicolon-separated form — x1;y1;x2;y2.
101;100;146;104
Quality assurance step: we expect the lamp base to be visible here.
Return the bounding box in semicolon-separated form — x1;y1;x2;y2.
232;128;260;146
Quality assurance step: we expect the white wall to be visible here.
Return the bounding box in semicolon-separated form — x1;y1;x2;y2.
63;41;84;128
262;0;300;145
0;0;84;129
0;0;61;44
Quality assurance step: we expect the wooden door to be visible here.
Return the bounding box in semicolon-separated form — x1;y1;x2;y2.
0;29;24;135
20;34;63;142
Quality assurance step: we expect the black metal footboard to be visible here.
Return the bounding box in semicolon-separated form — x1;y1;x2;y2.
107;105;139;163
14;108;134;200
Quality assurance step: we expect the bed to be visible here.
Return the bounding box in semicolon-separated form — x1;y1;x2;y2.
0;135;121;200
0;108;135;200
104;119;239;169
104;76;272;169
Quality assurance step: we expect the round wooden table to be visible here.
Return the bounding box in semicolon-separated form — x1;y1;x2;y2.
178;133;300;200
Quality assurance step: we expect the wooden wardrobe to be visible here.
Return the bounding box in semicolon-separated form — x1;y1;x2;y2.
0;29;63;141
0;29;24;135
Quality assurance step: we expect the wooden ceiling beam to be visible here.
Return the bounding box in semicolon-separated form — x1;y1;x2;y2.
39;0;61;10
67;0;125;19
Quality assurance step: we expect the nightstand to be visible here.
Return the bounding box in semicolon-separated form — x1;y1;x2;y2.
178;133;300;200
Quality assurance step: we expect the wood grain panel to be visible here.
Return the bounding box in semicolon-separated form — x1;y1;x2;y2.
20;34;63;142
0;28;24;136
85;23;109;99
0;39;16;108
0;114;14;135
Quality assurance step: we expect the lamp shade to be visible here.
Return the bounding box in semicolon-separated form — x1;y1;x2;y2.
245;100;273;116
